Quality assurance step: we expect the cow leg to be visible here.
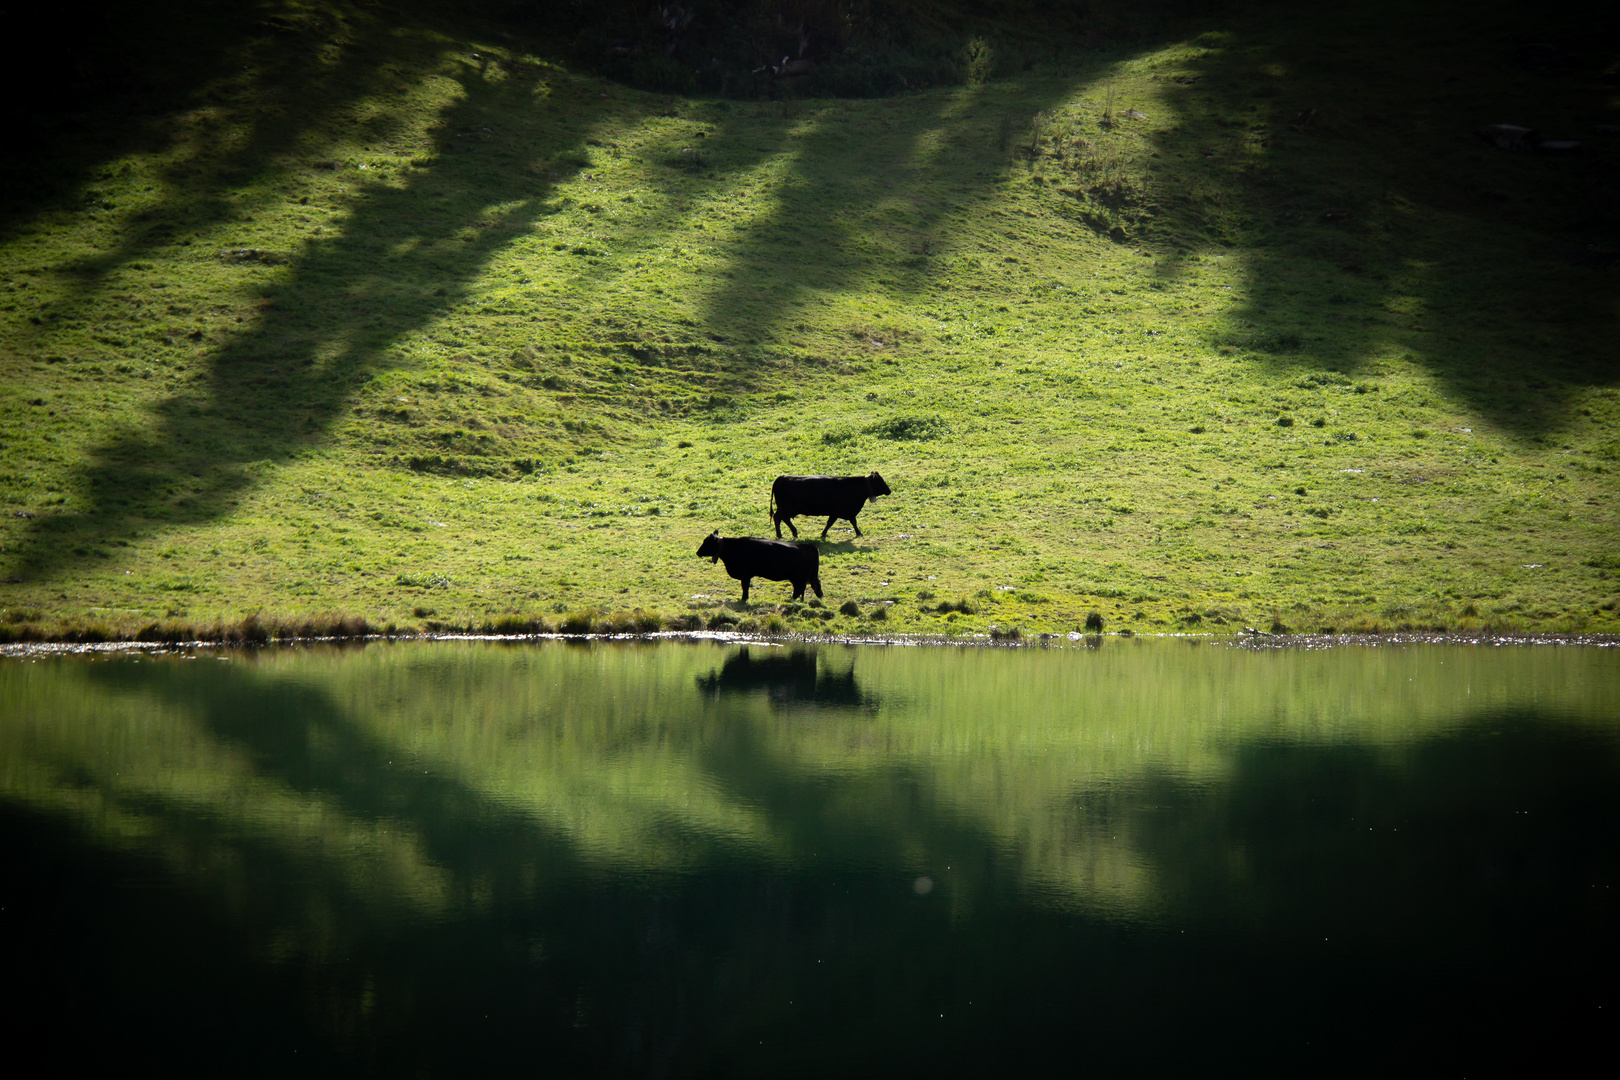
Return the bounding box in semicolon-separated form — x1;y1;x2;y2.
740;578;751;602
850;513;862;538
774;517;783;539
783;516;798;539
821;515;838;539
790;579;806;601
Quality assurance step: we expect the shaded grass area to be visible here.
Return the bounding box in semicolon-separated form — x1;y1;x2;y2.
1144;7;1620;433
1;0;1618;639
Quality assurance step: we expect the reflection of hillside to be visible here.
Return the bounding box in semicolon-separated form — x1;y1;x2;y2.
0;642;1616;1075
697;646;876;711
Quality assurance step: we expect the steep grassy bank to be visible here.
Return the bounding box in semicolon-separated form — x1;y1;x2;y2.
2;0;1617;640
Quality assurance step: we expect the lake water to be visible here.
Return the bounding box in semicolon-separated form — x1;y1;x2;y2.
3;638;1616;1075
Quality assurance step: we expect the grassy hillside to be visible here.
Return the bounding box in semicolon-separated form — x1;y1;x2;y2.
2;0;1617;641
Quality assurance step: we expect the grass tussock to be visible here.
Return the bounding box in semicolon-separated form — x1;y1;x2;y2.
559;610;600;636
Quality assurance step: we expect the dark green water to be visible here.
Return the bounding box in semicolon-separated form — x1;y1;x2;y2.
3;639;1616;1075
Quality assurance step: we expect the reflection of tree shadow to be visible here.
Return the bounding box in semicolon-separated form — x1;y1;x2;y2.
1130;712;1620;954
696;646;877;710
4;655;1615;1077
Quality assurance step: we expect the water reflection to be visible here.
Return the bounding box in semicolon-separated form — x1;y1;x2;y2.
1;639;1615;1075
696;645;877;710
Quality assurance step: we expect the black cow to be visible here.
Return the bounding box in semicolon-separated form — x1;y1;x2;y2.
696;532;823;602
770;471;891;539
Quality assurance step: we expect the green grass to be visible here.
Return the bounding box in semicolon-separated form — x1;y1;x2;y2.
2;0;1617;641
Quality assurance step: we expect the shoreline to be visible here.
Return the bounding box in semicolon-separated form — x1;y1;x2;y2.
5;628;1618;659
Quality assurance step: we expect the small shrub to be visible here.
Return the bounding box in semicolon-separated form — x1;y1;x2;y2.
667;613;705;631
598;611;636;634
490;614;546;634
867;414;948;441
869;605;888;621
663;148;709;173
839;600;861;617
1084;611;1104;632
333;615;371;638
822;425;857;445
1277;416;1294;427
1269;618;1289;634
707;612;740;630
559;609;597;635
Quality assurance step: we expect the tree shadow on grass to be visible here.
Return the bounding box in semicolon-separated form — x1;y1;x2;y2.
5;648;1615;1074
7;49;611;583
2;1;447;245
692;83;1076;354
1136;0;1620;437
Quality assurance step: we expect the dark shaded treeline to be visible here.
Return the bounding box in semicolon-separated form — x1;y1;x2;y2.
2;647;1615;1075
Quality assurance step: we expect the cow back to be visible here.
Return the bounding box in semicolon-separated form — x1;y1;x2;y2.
772;475;873;513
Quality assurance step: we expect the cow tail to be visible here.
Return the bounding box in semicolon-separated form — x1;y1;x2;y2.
768;483;775;524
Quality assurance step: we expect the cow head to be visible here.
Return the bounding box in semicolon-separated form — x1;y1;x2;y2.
696;531;723;563
867;471;891;500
